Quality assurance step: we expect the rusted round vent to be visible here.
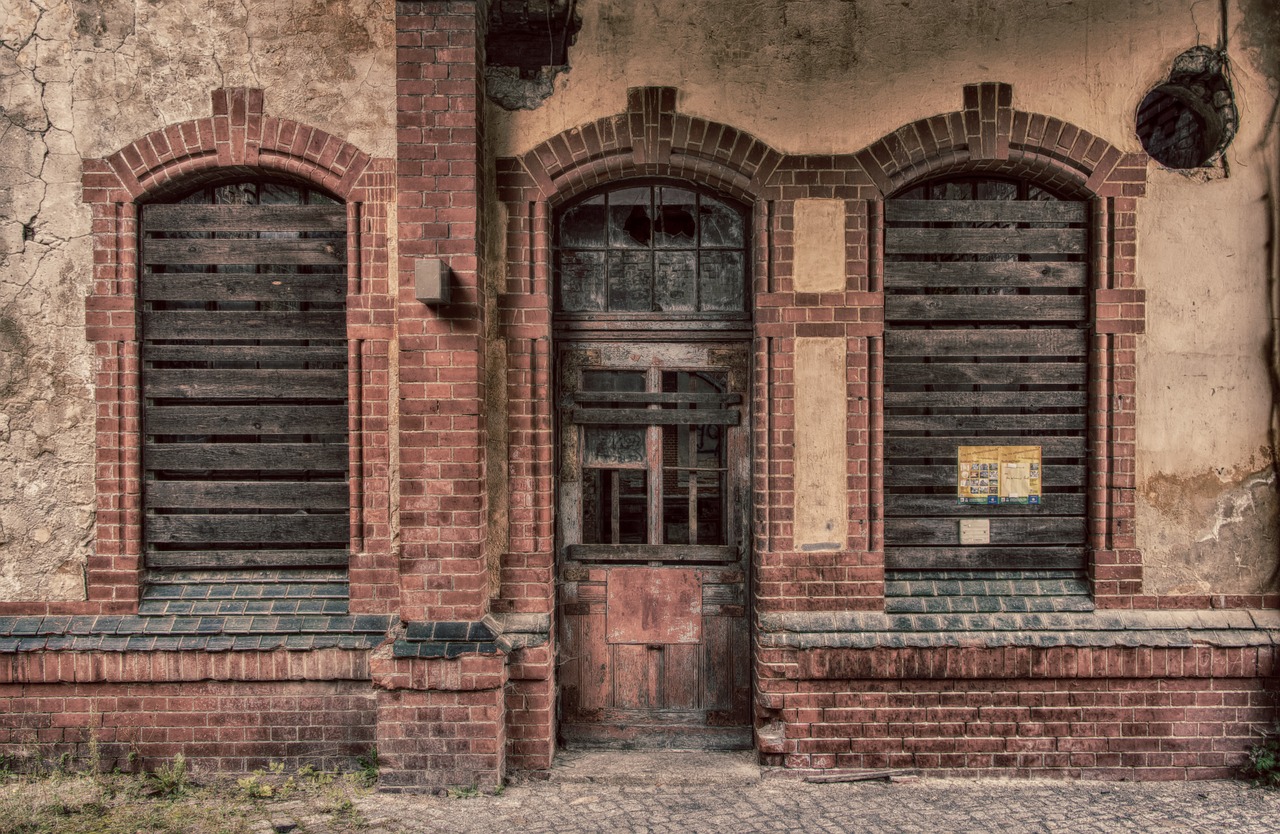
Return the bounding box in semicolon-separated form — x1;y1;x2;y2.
1136;46;1238;169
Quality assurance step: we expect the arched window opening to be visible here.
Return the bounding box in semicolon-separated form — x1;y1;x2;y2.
882;176;1092;610
139;179;350;611
554;183;749;333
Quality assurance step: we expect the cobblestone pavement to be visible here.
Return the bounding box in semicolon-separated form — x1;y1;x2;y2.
264;752;1280;833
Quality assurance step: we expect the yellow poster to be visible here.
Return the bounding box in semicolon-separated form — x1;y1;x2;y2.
957;446;1042;505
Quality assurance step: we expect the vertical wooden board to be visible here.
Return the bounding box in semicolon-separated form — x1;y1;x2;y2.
662;643;702;710
725;613;752;723
576;613;611;711
612;643;652;709
701;615;733;711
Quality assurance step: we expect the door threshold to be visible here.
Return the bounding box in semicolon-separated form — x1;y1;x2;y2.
542;749;760;787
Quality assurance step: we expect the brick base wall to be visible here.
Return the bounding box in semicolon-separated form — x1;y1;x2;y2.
0;681;376;773
376;688;506;790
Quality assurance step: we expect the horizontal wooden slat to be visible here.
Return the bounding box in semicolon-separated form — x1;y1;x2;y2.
885;200;1088;224
885;227;1087;255
143;238;343;266
143;344;347;364
145;481;349;510
885;436;1086;458
142;204;346;233
884;464;1084;488
885;329;1087;357
883;261;1088;288
566;544;738;563
885;361;1085;386
884;391;1087;409
884;517;1086;545
146;549;350;569
885;295;1086;322
572;391;742;406
145;369;347;399
144;311;345;339
146;514;348;544
141;273;345;302
885;546;1087;571
145;442;347;471
145;405;347;435
884;493;1087;516
570;408;740;426
885;414;1087;432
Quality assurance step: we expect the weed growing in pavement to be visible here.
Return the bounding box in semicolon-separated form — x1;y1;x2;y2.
149;752;191;798
1241;721;1280;788
355;747;379;786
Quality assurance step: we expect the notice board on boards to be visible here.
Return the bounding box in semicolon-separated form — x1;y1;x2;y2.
957;445;1042;505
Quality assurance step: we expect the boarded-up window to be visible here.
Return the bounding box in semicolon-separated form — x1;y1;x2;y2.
882;178;1089;576
140;181;349;587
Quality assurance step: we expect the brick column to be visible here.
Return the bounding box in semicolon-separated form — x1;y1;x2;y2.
396;1;490;623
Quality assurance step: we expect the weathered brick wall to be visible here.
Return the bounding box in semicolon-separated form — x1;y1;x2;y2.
757;644;1279;778
0;680;376;773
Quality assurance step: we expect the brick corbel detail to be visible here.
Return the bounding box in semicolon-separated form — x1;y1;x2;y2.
70;87;395;617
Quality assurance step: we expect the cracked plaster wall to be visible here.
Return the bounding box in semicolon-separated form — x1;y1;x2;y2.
0;0;394;601
491;0;1280;596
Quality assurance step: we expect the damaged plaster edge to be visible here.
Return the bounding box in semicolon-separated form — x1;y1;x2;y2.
484;65;569;111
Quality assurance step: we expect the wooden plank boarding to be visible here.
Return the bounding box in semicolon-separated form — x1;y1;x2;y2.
144;405;347;435
885;226;1087;255
143;238;344;266
142;204;346;232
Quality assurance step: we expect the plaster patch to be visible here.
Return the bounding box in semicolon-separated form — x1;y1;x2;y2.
793;337;847;550
793;199;846;294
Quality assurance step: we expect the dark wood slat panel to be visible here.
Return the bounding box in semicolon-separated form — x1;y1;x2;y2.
884;361;1085;386
885;227;1087;254
143;238;344;266
570;408;740;426
885;200;1088;224
572;391;742;405
145;549;349;569
884;517;1086;545
144;311;346;339
884;493;1087;516
141;273;345;302
143;344;347;364
884;464;1084;488
142;204;346;233
885;546;1087;571
145;481;349;510
885;436;1086;458
145;369;347;399
146;514;348;544
566;544;738;563
885;329;1087;357
145;443;348;471
145;405;347;435
885;295;1086;322
885;414;1086;431
884;390;1087;409
883;261;1088;288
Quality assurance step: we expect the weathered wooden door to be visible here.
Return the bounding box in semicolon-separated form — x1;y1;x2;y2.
556;341;751;749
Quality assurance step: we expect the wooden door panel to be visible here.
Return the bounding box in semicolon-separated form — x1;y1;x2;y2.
557;341;751;749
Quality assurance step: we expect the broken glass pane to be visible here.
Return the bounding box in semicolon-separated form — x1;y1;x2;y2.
699;251;745;312
607;251;653;311
698;196;744;248
557;251;607;312
654;251;696;312
608;188;652;249
583;427;646;467
559;194;607;248
654;187;698;248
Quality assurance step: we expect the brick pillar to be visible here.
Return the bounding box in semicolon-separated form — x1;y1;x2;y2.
396;1;490;623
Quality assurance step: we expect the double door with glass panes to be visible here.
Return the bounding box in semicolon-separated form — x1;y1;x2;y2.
556;341;751;749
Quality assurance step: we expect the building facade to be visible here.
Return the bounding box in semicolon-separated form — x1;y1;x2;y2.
1;0;1278;789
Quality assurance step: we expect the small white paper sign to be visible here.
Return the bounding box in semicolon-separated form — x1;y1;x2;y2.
959;518;991;545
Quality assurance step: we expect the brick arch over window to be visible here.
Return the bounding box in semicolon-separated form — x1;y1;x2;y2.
82;88;396;615
864;83;1148;608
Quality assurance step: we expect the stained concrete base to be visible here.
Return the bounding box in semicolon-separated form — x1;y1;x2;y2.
534;750;761;786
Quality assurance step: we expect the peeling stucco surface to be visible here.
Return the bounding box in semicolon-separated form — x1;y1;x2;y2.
0;0;394;600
